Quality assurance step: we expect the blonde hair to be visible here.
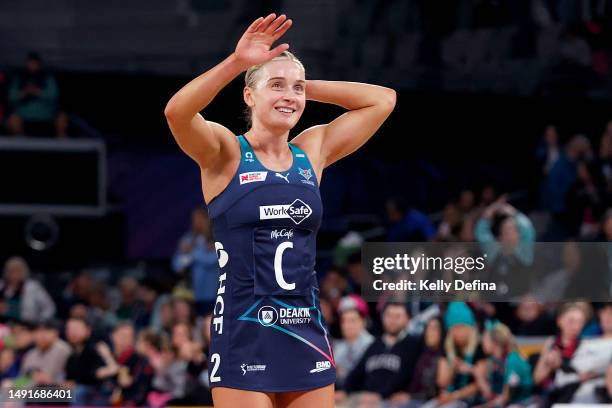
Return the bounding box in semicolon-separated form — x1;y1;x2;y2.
489;323;518;353
243;51;305;128
558;301;592;322
444;325;479;362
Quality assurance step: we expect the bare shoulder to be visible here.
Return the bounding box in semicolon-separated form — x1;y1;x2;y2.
200;123;242;204
292;125;326;176
208;121;241;153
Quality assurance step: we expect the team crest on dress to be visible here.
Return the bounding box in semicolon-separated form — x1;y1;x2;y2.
298;168;312;181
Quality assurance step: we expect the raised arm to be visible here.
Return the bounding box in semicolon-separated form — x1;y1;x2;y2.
164;14;292;168
293;80;396;174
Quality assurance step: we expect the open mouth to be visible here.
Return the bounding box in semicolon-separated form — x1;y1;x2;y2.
275;107;296;115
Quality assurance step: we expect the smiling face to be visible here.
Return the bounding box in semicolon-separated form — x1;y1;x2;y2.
244;58;306;132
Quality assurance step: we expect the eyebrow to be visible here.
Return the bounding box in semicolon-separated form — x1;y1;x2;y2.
267;77;306;84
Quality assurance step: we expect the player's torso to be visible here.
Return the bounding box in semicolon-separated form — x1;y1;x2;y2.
207;135;322;297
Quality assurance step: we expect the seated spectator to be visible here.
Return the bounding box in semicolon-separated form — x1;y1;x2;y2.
172;207;219;316
20;319;70;387
385;197;436;242
477;321;533;407
133;278;160;329
600;303;612;338
333;295;374;387
10;320;34;372
64;317;119;406
115;276;141;321
508;298;556;336
0;256;56;323
169;321;211;405
337;302;422;407
321;266;350;310
533;302;597;406
144;326;188;407
109;321;152;407
436;302;487;408
6;52;68;138
534;241;584;302
565;160;605;238
0;348;18;382
403;317;445;407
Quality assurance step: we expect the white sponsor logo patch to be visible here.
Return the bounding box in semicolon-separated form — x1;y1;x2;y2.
241;363;266;376
259;199;312;225
239;171;268;185
271;229;294;240
309;361;332;373
257;305;311;326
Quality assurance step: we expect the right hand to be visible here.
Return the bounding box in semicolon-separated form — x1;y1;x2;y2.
234;13;292;69
544;348;562;369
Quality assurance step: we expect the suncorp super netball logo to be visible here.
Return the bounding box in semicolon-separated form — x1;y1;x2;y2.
259;199;312;225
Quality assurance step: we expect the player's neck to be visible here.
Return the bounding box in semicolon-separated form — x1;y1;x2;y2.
244;128;290;157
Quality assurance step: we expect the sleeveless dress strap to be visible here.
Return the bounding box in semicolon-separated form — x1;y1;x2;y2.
289;143;319;187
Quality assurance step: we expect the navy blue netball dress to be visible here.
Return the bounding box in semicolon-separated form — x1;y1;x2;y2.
206;135;336;392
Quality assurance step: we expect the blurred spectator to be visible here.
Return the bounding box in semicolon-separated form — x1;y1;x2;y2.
338;303;422;407
60;271;94;318
20;319;70;387
475;198;536;297
565;159;604;238
597;302;612;337
334;295;374;387
533;302;595;405
509;298;556;336
436;302;486;407
6;52;68;138
559;23;592;66
321;266;350;311
0;348;18;381
595;125;612;203
477;321;533;407
169;321;211;405
109;321;152;406
541;134;592;238
68;302;111;344
0;256;56;323
386;197;436;242
437;204;463;240
535;241;584;302
116;276;141;320
64;317;118;405
145;324;189;406
133;278;160;329
10;321;34;373
536;125;561;176
404;317;445;407
479;185;498;209
172;207;219;315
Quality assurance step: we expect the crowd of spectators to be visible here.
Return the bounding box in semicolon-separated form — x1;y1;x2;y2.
0;118;610;405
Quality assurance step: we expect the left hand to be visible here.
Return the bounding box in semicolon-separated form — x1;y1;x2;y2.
456;359;473;374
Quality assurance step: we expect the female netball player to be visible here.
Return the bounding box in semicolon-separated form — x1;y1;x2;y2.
164;13;396;408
